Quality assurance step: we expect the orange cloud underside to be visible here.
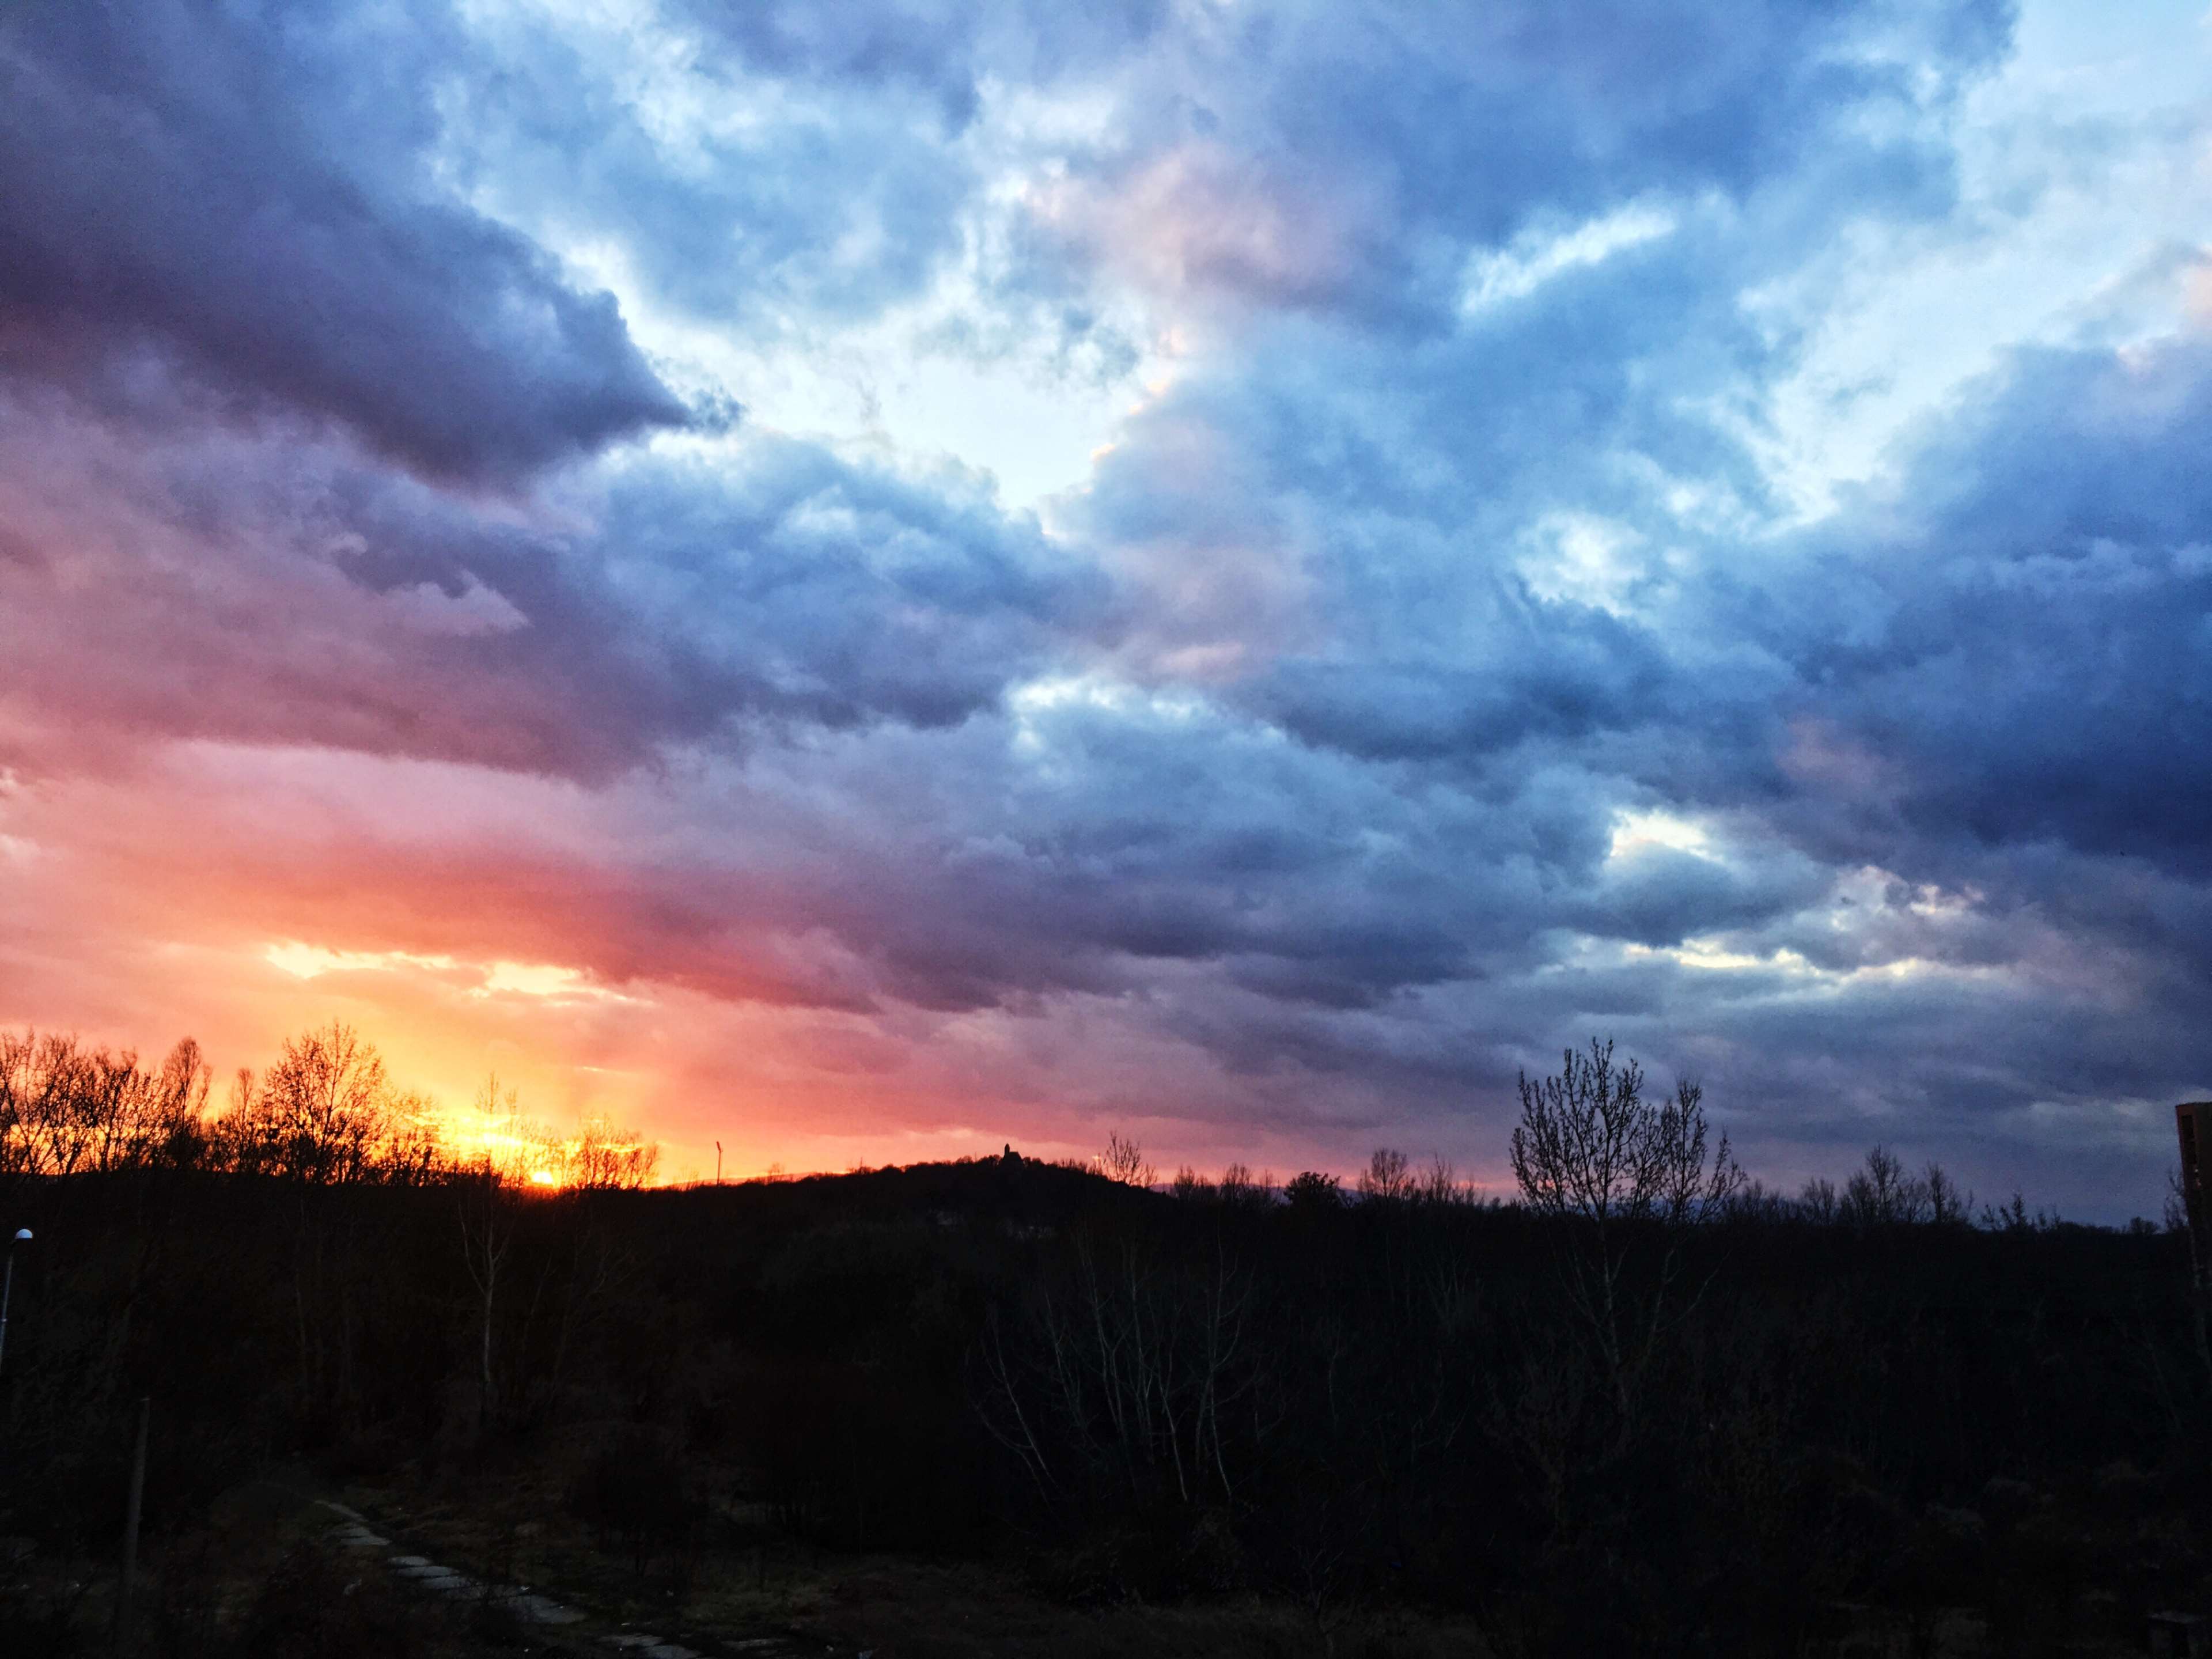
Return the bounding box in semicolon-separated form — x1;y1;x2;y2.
0;741;1437;1187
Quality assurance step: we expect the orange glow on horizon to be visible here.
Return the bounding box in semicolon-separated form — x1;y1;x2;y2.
0;782;1500;1195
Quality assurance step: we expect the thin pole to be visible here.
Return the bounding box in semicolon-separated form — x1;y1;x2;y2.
115;1396;149;1656
715;1142;722;1185
0;1244;15;1377
2177;1105;2212;1374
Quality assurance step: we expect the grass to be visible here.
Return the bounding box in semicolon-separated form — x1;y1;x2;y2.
330;1460;1497;1658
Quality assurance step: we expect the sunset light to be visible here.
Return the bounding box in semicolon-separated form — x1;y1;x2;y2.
2;0;2207;1215
7;4;2211;1650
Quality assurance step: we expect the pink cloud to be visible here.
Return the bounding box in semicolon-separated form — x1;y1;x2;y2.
1028;140;1384;316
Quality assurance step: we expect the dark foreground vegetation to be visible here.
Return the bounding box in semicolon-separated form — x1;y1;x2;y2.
1;1029;2207;1657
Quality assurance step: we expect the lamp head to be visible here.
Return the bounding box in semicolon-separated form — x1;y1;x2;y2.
10;1229;28;1242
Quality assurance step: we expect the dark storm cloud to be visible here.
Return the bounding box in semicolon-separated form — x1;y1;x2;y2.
0;1;688;482
0;402;1103;782
1759;339;2212;872
1252;624;1684;766
647;698;1688;1028
588;440;1104;734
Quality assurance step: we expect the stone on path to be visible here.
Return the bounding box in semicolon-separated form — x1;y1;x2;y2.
306;1496;650;1639
495;1588;585;1626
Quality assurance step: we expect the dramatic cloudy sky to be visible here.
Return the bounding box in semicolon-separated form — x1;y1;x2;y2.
3;0;2209;1209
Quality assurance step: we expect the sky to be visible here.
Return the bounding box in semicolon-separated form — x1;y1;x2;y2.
2;0;2210;1211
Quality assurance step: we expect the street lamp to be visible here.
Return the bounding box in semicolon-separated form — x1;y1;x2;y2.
0;1228;30;1377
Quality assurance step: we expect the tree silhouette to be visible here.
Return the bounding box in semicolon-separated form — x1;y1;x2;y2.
1099;1131;1154;1188
1509;1037;1741;1445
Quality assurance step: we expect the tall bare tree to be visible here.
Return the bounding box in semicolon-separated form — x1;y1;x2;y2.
1357;1147;1414;1203
229;1021;392;1183
459;1074;523;1430
1509;1038;1741;1448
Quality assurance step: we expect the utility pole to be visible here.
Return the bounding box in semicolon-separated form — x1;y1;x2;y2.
0;1228;30;1376
715;1141;722;1185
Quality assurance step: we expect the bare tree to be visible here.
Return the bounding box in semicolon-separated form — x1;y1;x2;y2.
378;1088;449;1186
1924;1161;1971;1226
232;1021;391;1183
1784;1146;1972;1229
567;1117;659;1190
979;1233;1255;1510
459;1075;522;1429
1099;1132;1154;1189
1797;1176;1840;1223
1217;1162;1271;1209
1841;1145;1923;1225
1416;1154;1465;1206
150;1037;212;1164
1357;1146;1414;1203
1509;1038;1742;1446
0;1031;213;1181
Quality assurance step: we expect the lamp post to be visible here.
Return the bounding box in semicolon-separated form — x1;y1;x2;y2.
0;1226;29;1376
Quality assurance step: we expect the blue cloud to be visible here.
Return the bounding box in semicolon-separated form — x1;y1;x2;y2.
1759;339;2212;869
13;0;2212;1216
0;1;688;480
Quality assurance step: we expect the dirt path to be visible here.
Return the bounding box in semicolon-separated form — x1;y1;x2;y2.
316;1499;846;1659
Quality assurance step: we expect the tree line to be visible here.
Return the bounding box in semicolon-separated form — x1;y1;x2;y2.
0;1022;657;1191
0;1031;2201;1657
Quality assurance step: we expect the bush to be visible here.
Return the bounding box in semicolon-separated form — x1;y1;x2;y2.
567;1428;707;1578
233;1541;434;1659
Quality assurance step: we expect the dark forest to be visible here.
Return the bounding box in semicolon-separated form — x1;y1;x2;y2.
1;1028;2205;1658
